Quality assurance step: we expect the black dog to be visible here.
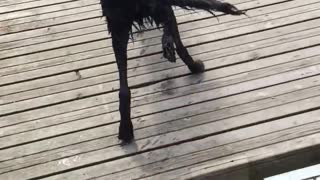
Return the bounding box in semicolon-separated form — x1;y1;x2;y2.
99;0;245;143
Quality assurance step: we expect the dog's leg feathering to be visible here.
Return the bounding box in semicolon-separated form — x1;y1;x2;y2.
162;32;176;63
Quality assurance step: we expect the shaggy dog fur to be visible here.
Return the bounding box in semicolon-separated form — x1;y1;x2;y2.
99;0;245;143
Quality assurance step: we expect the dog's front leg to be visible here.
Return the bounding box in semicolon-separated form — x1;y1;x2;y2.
110;19;134;144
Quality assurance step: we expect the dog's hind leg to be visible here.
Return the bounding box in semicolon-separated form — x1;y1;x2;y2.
162;28;176;63
109;18;134;143
163;7;205;73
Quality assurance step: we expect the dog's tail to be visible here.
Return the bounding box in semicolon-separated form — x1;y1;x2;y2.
170;0;245;16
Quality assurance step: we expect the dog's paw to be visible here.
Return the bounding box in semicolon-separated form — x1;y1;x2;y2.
189;60;205;74
118;121;134;144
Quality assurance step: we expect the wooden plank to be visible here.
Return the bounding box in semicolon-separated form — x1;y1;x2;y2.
139;130;320;180
186;148;320;180
0;0;195;21
2;43;317;135
2;2;288;43
0;0;83;7
2;49;320;144
0;30;110;60
3;90;320;175
0;7;101;35
0;45;318;138
1;0;319;179
1;6;319;87
195;147;320;180
50;112;320;180
0;21;107;52
0;0;97;22
0;4;242;52
1;18;318;102
82;18;320;78
0;34;319;128
3;0;252;61
0;0;308;51
2;99;320;179
0;4;101;34
0;0;41;7
0;0;184;12
1;4;100;29
2;0;288;63
136;0;320;41
2;71;320;173
0;72;78;99
0;26;319;117
0;0;248;35
3;8;320;75
3;0;318;62
0;17;105;44
1;16;316;94
0;2;199;26
0;0;82;14
1;64;320;150
1;43;318;115
125;8;320;61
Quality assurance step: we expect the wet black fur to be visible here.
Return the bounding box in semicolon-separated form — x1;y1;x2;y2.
99;0;245;143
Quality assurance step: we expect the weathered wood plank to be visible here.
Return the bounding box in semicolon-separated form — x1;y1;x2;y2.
0;0;309;52
0;0;184;13
0;0;288;67
2;71;320;174
1;18;319;107
0;0;319;179
1;0;85;6
0;46;318;142
133;125;320;180
0;21;107;52
0;9;101;35
2;0;255;69
2;0;318;63
0;0;97;23
0;0;76;14
0;72;78;100
1;4;318;90
2;54;320;148
0;0;39;7
0;0;250;33
0;4;101;36
2;29;318;117
2;90;320;175
82;18;320;78
0;17;105;44
3;101;320;179
0;0;194;23
0;0;248;36
2;65;320;153
1;6;319;89
1;21;312;99
0;33;319;127
1;21;318;108
0;45;318;144
176;141;320;180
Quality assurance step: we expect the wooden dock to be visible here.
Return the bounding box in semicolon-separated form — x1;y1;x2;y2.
1;0;320;179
